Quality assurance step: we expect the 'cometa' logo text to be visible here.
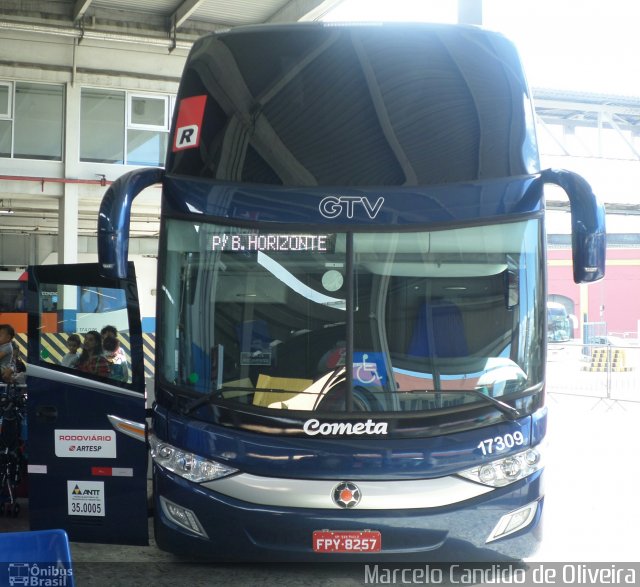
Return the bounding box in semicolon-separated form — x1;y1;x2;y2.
319;196;384;219
303;418;388;436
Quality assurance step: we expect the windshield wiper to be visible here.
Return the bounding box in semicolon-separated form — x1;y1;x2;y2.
183;382;339;414
183;380;534;419
182;367;348;414
181;386;252;415
466;389;521;420
402;388;523;421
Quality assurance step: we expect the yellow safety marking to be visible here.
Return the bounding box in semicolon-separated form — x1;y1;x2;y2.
23;332;156;378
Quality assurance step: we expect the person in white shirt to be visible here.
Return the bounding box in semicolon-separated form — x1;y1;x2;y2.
61;333;82;368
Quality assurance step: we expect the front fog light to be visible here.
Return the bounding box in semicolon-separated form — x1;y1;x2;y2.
149;433;238;483
458;447;543;487
486;500;539;543
159;496;208;538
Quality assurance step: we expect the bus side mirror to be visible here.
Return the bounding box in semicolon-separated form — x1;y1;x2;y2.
504;256;519;309
540;169;606;284
98;167;164;279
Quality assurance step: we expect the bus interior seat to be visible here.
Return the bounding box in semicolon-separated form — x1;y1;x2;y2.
236;319;272;353
408;301;468;358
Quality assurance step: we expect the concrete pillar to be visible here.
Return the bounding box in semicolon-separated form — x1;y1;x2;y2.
59;183;79;264
59;80;81;264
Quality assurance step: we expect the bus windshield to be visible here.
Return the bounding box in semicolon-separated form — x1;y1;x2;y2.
159;216;544;415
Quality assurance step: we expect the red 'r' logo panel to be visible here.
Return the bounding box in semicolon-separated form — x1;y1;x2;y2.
173;95;207;152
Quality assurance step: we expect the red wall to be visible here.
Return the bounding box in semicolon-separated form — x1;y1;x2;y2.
548;248;640;337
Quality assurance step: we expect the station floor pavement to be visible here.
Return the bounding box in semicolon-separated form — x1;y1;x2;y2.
2;496;371;586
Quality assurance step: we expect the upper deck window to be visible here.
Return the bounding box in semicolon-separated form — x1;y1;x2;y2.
167;24;539;186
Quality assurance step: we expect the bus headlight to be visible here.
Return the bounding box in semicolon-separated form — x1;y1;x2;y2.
149;433;238;483
458;447;542;487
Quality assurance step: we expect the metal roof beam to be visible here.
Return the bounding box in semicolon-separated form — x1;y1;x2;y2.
534;98;640;118
602;112;640;160
536;115;571;156
170;0;206;29
72;0;94;22
268;0;346;23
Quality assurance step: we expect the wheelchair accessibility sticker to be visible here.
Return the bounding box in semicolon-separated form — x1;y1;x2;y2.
353;353;386;386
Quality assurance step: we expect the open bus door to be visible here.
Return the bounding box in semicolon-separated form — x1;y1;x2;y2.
25;262;148;545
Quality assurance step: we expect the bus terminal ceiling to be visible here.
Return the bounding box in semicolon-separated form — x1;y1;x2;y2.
0;0;639;245
0;0;344;241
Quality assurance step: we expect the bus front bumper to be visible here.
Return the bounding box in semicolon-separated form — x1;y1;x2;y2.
152;466;543;562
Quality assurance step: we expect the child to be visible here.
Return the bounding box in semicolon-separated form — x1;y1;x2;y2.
100;326;127;364
61;334;82;368
102;336;129;382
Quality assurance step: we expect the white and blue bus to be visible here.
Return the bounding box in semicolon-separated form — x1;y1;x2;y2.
547;301;572;342
25;23;605;561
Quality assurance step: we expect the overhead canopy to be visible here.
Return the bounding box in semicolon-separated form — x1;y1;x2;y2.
0;0;346;49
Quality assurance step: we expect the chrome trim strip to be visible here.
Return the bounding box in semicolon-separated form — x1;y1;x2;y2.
202;474;493;510
27;364;144;399
107;414;146;442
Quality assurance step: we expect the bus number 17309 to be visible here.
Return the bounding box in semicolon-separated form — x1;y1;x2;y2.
477;432;525;456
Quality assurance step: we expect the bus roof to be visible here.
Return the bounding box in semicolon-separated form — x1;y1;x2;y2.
166;22;539;188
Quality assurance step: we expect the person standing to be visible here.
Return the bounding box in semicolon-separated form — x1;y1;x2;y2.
100;325;129;382
102;336;129;382
76;331;110;377
0;324;16;382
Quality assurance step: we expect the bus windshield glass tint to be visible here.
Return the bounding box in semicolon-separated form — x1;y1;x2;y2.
159;218;544;413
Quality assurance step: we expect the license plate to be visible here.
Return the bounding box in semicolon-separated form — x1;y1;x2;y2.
313;530;381;553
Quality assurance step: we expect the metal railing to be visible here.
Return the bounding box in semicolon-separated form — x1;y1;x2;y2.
547;340;640;405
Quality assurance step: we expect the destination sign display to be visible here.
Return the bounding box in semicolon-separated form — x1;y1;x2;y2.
210;233;329;252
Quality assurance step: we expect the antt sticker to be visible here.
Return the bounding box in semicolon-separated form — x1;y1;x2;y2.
68;480;105;517
173;95;207;152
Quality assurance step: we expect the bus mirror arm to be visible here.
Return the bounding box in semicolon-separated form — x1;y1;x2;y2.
98;167;164;279
540;168;606;284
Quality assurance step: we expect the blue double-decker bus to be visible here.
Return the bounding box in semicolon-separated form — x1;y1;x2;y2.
26;23;605;561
